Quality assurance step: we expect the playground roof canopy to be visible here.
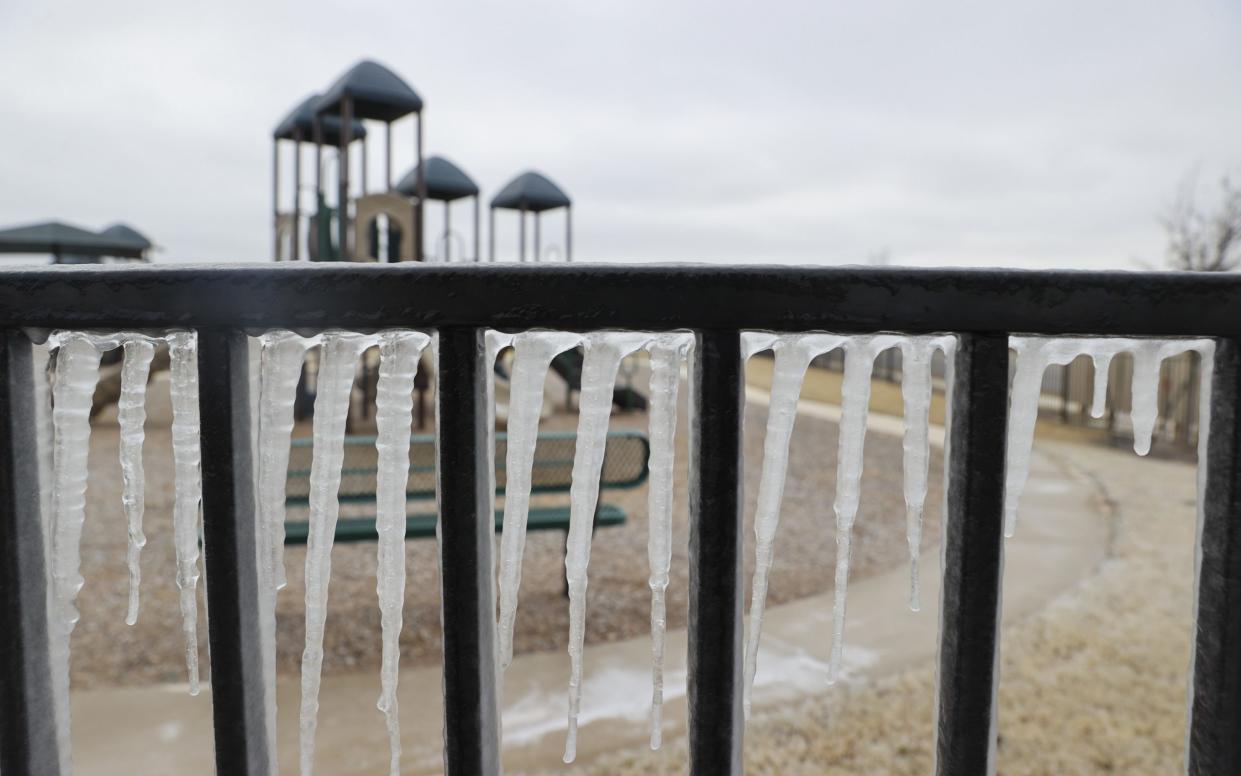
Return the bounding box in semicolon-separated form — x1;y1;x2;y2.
0;220;148;260
490;171;571;212
273;93;368;145
396;155;480;201
315;60;423;122
99;223;153;251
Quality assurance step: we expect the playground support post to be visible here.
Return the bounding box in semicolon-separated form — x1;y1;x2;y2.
313;116;323;209
385;122;393;191
473;197;481;263
534;212;541;263
566;205;573;262
361;134;368;197
489;208;496;262
292;128;302;261
272;138;280;261
519;207;526;263
415;112;425;262
444;201;452;262
339;96;352;261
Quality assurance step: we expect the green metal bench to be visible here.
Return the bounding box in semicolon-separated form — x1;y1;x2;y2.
282;430;649;545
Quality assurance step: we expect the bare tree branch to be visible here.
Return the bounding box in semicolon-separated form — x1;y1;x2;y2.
1163;170;1241;272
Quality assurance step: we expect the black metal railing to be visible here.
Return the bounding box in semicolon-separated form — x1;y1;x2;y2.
1;263;1240;776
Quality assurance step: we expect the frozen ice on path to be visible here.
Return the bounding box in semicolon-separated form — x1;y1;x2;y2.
48;332;104;776
257;332;315;591
741;333;844;718
301;331;374;776
1004;337;1213;536
645;333;691;748
563;331;651;763
497;331;582;670
899;336;954;612
168;331;204;694
828;335;900;684
373;331;430;776
119;339;156;625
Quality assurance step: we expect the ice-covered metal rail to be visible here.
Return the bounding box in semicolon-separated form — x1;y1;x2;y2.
2;264;1241;776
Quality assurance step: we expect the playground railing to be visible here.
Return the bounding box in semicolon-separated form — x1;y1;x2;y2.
2;263;1241;775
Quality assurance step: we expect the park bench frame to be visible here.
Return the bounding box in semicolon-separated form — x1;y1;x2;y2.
280;429;649;545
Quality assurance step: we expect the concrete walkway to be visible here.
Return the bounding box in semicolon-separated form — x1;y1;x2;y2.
72;392;1110;775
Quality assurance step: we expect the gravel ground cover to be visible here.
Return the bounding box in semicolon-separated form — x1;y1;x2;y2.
577;440;1199;774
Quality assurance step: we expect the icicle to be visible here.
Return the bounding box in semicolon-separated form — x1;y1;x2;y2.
898;336;953;613
119;339;155;625
300;331;374;776
497;332;582;670
741;333;843;718
646;333;691;747
1002;338;1084;537
563;331;651;764
373;331;429;776
167;331;204;694
485;331;512;731
1129;340;1167;456
253;331;317;776
257;332;315;591
1090;351;1112;419
47;332;103;776
828;335;899;684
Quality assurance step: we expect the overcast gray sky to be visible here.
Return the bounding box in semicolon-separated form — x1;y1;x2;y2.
1;0;1238;268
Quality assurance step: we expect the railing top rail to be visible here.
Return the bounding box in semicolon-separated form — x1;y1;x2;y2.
2;262;1239;337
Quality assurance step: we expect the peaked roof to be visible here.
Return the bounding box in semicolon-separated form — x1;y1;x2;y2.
395;155;480;201
273;93;368;145
315;60;422;122
490;171;571;212
0;221;147;258
99;223;153;251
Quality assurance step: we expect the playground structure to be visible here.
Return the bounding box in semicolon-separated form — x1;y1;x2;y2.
490;171;573;262
271;59;573;264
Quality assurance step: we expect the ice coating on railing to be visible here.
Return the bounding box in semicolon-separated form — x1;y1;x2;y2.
1004;337;1213;536
645;333;691;748
258;332;315;591
300;331;374;776
828;335;900;683
497;331;583;670
47;333;103;776
563;331;651;763
119;339;155;625
899;336;954;612
373;331;430;776
741;333;844;718
167;331;205;694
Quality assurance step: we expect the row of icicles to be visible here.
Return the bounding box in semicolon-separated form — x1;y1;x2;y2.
38;329;1211;775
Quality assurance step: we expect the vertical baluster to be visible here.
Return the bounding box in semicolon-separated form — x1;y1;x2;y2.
0;330;61;776
688;329;744;774
1188;338;1241;774
197;330;271;774
436;327;501;774
935;333;1008;775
